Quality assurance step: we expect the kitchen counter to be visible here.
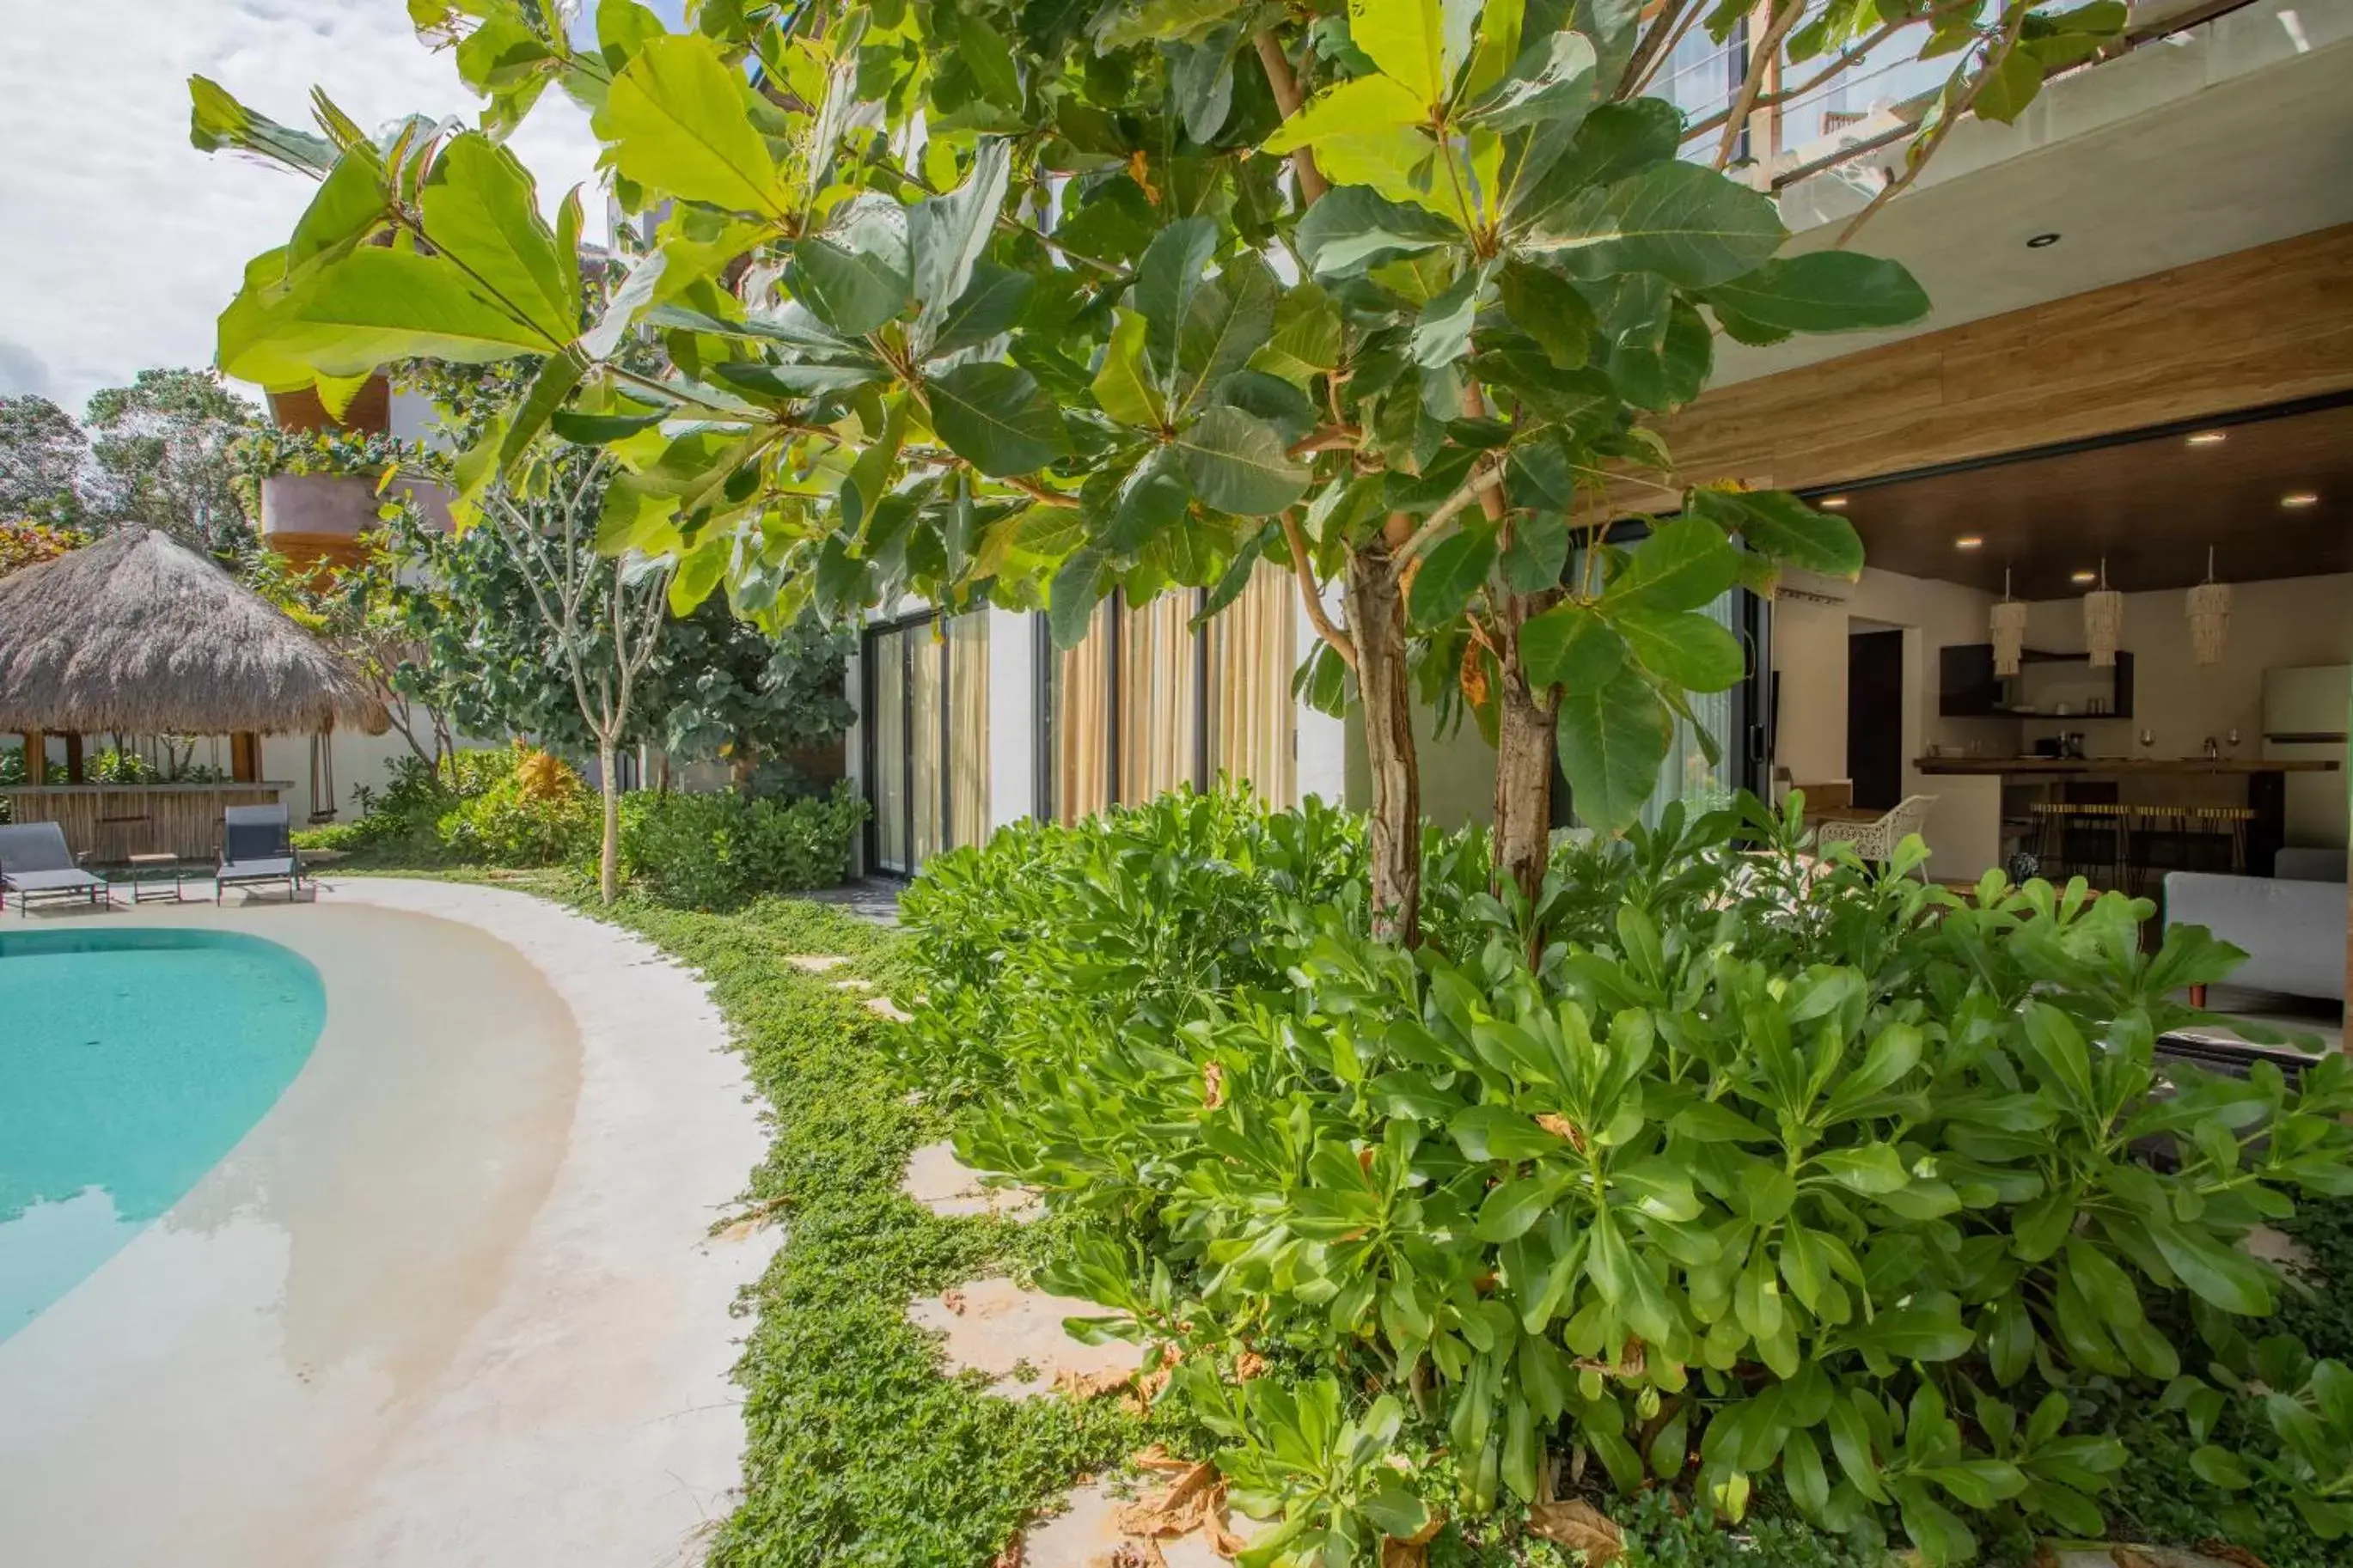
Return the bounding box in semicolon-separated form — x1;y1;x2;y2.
1915;757;2338;776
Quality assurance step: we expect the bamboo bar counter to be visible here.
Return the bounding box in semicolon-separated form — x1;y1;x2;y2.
0;782;294;863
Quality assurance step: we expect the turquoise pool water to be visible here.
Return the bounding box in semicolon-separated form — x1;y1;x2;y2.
0;929;326;1340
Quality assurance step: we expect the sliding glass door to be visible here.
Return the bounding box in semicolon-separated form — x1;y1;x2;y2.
1041;564;1299;823
864;611;988;876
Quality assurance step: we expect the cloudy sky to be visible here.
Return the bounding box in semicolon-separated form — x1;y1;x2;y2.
0;0;619;413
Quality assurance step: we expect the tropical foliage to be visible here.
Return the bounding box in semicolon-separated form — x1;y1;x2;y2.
1;369;262;551
617;779;870;908
192;0;2127;919
898;793;2353;1563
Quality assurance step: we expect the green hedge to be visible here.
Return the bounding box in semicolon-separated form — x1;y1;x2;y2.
617;781;867;910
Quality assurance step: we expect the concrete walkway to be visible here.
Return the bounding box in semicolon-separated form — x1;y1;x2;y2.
0;878;778;1567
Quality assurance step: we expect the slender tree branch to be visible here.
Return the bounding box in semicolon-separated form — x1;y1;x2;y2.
1623;1;1704;100
1715;1;1810;170
1681;18;1910;145
1279;509;1355;670
1288;425;1364;459
1837;8;2025;245
1255;33;1329;204
1389;455;1509;570
1006;475;1081;509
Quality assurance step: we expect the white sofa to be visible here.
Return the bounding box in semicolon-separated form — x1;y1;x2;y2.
2166;854;2349;1004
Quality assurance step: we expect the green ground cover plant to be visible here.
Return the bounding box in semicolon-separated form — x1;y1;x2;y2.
896;791;2353;1565
617;781;869;910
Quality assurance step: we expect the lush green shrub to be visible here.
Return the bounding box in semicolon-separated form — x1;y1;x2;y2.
898;794;2353;1565
437;758;595;865
617;781;867;909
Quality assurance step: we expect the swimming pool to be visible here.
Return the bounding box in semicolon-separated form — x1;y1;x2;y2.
0;928;326;1339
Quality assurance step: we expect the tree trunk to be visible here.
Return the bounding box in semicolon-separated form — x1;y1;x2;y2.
597;735;620;906
1346;543;1421;948
1491;588;1562;906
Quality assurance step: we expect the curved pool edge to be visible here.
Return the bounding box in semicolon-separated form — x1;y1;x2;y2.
0;878;779;1568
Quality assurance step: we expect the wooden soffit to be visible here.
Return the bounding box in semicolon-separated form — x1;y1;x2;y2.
1654;223;2353;495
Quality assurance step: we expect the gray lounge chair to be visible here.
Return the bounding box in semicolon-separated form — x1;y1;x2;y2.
0;821;113;915
217;805;307;903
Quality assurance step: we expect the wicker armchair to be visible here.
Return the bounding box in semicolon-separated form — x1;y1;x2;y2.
1814;795;1938;868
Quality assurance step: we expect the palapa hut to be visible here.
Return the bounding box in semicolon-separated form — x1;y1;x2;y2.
0;527;388;860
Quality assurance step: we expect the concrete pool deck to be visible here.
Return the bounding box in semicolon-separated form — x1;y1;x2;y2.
0;878;779;1567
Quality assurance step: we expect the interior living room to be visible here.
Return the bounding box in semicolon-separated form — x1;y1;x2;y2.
1769;395;2350;1049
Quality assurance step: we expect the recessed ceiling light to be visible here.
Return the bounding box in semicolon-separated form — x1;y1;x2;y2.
2026;232;2062;248
1954;535;1984;550
1819;495;1849;509
2185;430;2228;446
2281;491;2320;509
2070;569;2098;585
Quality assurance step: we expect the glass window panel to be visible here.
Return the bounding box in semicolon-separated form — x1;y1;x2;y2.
947;611;990;848
1207;561;1297;807
1053;602;1113;824
1637;592;1739;833
1120;593;1201;802
871;628;908;873
909;622;943;866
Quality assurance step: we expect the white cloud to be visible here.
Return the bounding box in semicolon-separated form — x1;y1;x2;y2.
0;0;603;413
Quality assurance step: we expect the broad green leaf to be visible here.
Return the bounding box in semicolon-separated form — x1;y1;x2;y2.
422;133;581;345
1342;0;1464;105
1172;406;1308;517
1464;29;1598;132
581;247;668;360
596;34;791;219
1519;601;1625;691
668;532;726;614
269;247;553;373
1496;260;1594;369
492;343;590;473
1971;46;2044;124
288;150;392;271
1450;1104;1565;1162
928;363;1072;476
1407;522;1496;627
1894;1483;1977;1568
1048;547;1109;648
188;74;338;173
956;12;1023;108
1506;97;1680;233
1475;1173;1557;1242
1531;159;1787;290
1104;448;1192;552
550;406;666;443
1610;515;1739;611
927;261;1032;360
909;139;1012;356
1814;1144;1910;1196
1262;74;1431;156
1703;253;1929;334
1250;282;1344;388
1687;488;1863;579
1409;259;1489;369
2149;1221;2275;1315
1558;664;1669;833
1135;217;1217;395
1614;607;1745;692
1091;309;1164;429
788;236;910;336
1176;255;1280;416
1293;186;1458;277
1500;510;1570;593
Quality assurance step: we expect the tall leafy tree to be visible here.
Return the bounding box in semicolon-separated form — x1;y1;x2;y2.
83;368;263;553
195;0;2124;937
0;394;91;526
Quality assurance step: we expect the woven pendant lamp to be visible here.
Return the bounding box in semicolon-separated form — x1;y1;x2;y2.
2186;546;2232;667
1989;567;2027;677
2082;558;2124;668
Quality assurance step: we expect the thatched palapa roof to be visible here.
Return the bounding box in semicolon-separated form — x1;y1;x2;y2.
0;528;389;736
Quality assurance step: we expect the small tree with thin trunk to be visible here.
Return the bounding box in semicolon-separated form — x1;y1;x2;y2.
479;446;671;903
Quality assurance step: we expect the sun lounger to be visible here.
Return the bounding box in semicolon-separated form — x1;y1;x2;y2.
216;805;306;904
0;821;113;915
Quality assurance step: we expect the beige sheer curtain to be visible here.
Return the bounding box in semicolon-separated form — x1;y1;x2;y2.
909;625;942;865
947;611;989;848
1054;602;1112;824
1120;593;1201;803
871;630;908;872
1208;561;1298;807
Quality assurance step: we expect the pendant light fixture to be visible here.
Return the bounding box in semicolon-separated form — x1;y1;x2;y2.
2186;546;2232;667
2082;558;2124;668
1989;567;2027;677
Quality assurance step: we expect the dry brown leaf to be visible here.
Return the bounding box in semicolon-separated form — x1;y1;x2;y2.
1131;1445;1194;1474
2108;1550;2159;1568
1458;638;1488;710
941;1289;967;1316
1381;1541;1427;1568
1526;1499;1623;1565
1109;1540;1169;1568
1115;1458;1222;1538
1054;1366;1135;1401
1207;1509;1250;1560
990;1536;1025;1568
1203;1062;1226;1109
2196;1544;2272;1568
1399;1511;1444;1547
2030;1543;2062;1568
1233;1351;1268;1382
1535;1113;1576;1142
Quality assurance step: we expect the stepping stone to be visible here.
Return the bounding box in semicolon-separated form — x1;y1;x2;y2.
2243;1223;2313;1271
785;954;850;973
832;977;875;992
2047;1549;2258;1568
864;996;914;1023
907;1277;1143;1400
1021;1460;1273;1568
903;1141;1043;1221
